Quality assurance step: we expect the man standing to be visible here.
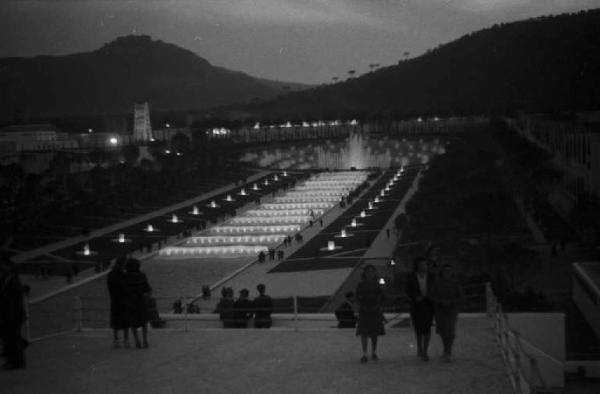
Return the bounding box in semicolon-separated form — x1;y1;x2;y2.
253;284;273;328
0;253;27;370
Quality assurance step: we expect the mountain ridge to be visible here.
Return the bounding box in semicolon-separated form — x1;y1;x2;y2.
0;35;309;121
221;8;600;121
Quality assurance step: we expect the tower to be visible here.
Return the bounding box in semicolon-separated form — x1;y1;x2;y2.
133;102;153;141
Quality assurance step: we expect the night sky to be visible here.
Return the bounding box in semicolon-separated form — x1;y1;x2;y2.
2;0;600;84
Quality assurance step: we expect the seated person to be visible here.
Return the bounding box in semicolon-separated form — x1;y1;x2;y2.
233;289;253;328
335;292;357;328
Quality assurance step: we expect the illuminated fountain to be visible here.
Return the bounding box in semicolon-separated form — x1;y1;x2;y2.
335;228;353;238
145;224;156;232
113;232;131;244
263;179;270;186
229;216;310;225
160;171;368;258
208;200;219;209
224;194;235;202
321;240;342;251
367;202;375;210
77;242;96;256
169;214;181;223
190;205;201;215
185;235;287;245
239;188;247;196
273;175;279;181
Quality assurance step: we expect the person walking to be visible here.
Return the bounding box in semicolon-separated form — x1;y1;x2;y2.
107;257;129;348
0;253;27;370
429;264;463;362
406;257;435;361
252;284;273;328
355;264;385;363
123;258;152;349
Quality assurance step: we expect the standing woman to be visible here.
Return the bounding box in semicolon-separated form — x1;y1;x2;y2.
107;257;128;348
0;253;27;369
429;264;463;362
406;256;435;361
123;258;152;349
355;264;385;363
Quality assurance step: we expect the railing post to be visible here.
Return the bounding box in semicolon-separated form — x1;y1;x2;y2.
183;296;189;332
293;295;298;332
485;282;496;317
75;296;83;332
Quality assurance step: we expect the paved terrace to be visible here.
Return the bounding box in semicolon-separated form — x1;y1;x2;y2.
1;317;512;394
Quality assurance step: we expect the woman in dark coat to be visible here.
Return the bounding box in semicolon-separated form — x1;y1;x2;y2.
123;258;152;349
0;254;27;370
107;257;128;348
355;264;385;363
429;264;463;362
406;256;435;361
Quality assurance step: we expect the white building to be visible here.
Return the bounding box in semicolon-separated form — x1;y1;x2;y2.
133;102;153;141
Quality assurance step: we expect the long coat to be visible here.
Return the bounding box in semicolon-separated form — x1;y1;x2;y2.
0;273;26;334
405;272;435;333
429;278;463;339
123;272;151;328
355;280;385;337
107;269;128;329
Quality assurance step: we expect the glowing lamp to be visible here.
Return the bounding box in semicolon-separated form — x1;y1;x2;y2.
83;243;91;256
192;206;200;215
240;188;247;196
360;210;366;218
327;241;335;251
146;224;155;232
118;233;126;243
340;229;347;237
171;214;179;223
351;219;357;227
379;278;386;285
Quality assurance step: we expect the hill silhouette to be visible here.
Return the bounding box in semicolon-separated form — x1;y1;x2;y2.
227;9;600;121
0;35;308;121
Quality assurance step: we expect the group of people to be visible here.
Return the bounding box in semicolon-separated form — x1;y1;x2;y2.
214;284;273;328
107;257;154;349
336;259;463;363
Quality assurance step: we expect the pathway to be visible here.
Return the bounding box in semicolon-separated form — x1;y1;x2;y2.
0;317;512;394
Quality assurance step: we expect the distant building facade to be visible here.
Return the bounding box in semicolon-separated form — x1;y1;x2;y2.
0;124;78;151
133;102;153;141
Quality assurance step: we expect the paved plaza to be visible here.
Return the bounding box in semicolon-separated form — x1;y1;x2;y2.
1;317;512;394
